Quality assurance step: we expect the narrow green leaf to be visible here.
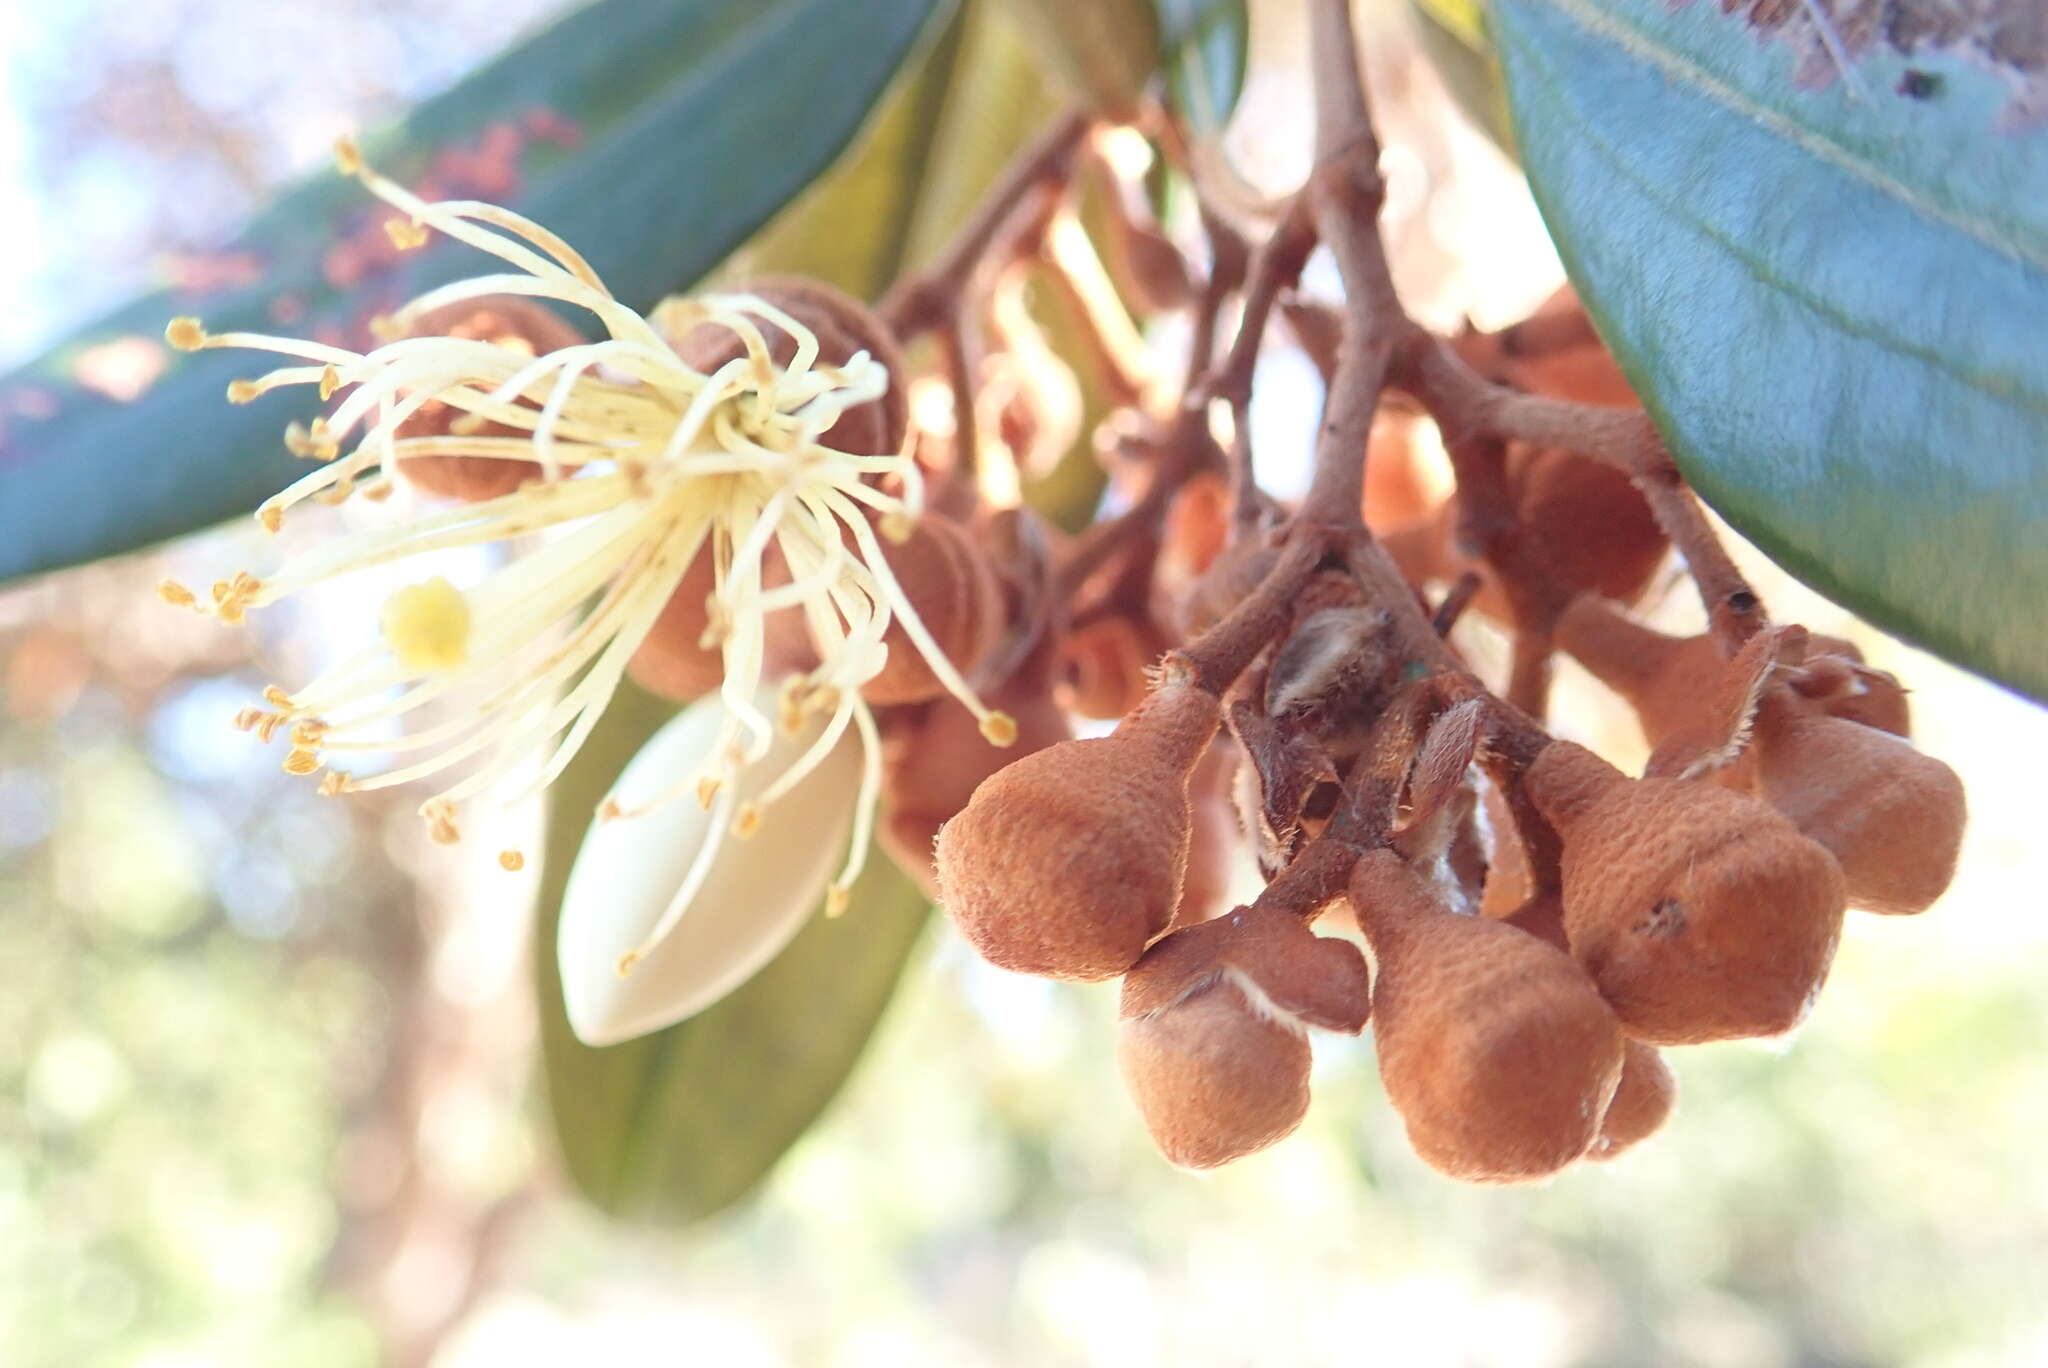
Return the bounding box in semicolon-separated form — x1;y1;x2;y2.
1157;0;1249;135
533;2;1063;1225
0;0;935;586
1493;0;2048;701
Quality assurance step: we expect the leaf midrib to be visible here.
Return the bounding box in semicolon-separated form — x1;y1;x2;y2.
1527;0;2048;278
1508;0;2048;424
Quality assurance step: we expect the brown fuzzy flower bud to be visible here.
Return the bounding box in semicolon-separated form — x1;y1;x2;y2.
392;296;584;501
1117;981;1310;1169
626;541;817;702
878;672;1073;901
1504;892;1676;1160
1748;690;1964;916
1118;905;1369;1168
1057;614;1160;721
1349;850;1625;1183
1382;450;1664;626
1554;596;1736;749
935;676;1220;980
1172;742;1243;930
1589;1040;1677;1160
857;512;1005;705
1525;740;1847;1045
662;275;908;457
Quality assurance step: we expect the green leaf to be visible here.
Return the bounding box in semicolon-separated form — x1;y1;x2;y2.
1492;0;2048;702
533;1;1063;1225
1409;0;1514;155
534;683;932;1224
1157;0;1249;135
1005;0;1160;115
0;0;936;587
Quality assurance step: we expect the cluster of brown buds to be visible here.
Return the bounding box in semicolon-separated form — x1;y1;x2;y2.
889;2;1966;1180
170;0;1968;1177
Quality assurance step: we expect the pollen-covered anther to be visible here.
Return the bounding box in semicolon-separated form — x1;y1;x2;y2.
226;379;261;404
696;776;721;810
289;719;328;746
979;711;1018;747
732;803;762;839
384;217;430;251
499;850;525;872
598;799;624;823
257;505;284;534
879;510;916;544
282;748;322;776
157;580;197;609
826;883;851;918
317;771;351;797
318;365;341;401
332;135;362;176
423;802;461;845
165;317;207;351
360;479;394;503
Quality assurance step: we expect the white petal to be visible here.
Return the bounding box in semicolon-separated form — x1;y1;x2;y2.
557;688;860;1046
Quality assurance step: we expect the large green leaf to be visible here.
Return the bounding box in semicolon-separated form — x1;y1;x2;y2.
534;1;1063;1224
0;0;936;587
1005;0;1160;114
1492;0;2048;702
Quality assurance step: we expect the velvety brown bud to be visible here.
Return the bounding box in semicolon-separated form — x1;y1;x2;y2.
626;542;816;702
935;678;1219;980
1525;740;1847;1045
1504;892;1677;1160
1350;851;1624;1183
857;513;1004;706
1749;690;1964;916
662;275;908;457
879;672;1072;901
1117;981;1310;1169
1554;596;1735;749
392;296;583;500
1589;1040;1676;1160
1057;614;1158;721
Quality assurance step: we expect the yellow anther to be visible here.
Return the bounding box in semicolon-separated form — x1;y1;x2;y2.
368;314;401;342
598;799;624;822
263;685;294;709
257;505;283;534
696;775;720;809
319;365;341;400
615;949;642;978
879;509;916;544
333;136;362;177
156;580;196;608
979;710;1018;747
282;748;322;776
232;707;264;733
825;883;851;918
360;479;394;503
289;719;328;746
165;317;206;351
380;576;471;673
423;803;461;844
317;771;351;797
384;217;429;251
498;850;525;872
226;379;260;404
733;803;762;839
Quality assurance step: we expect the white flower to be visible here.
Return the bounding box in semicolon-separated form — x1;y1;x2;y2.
558;687;860;1045
161;138;1013;974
